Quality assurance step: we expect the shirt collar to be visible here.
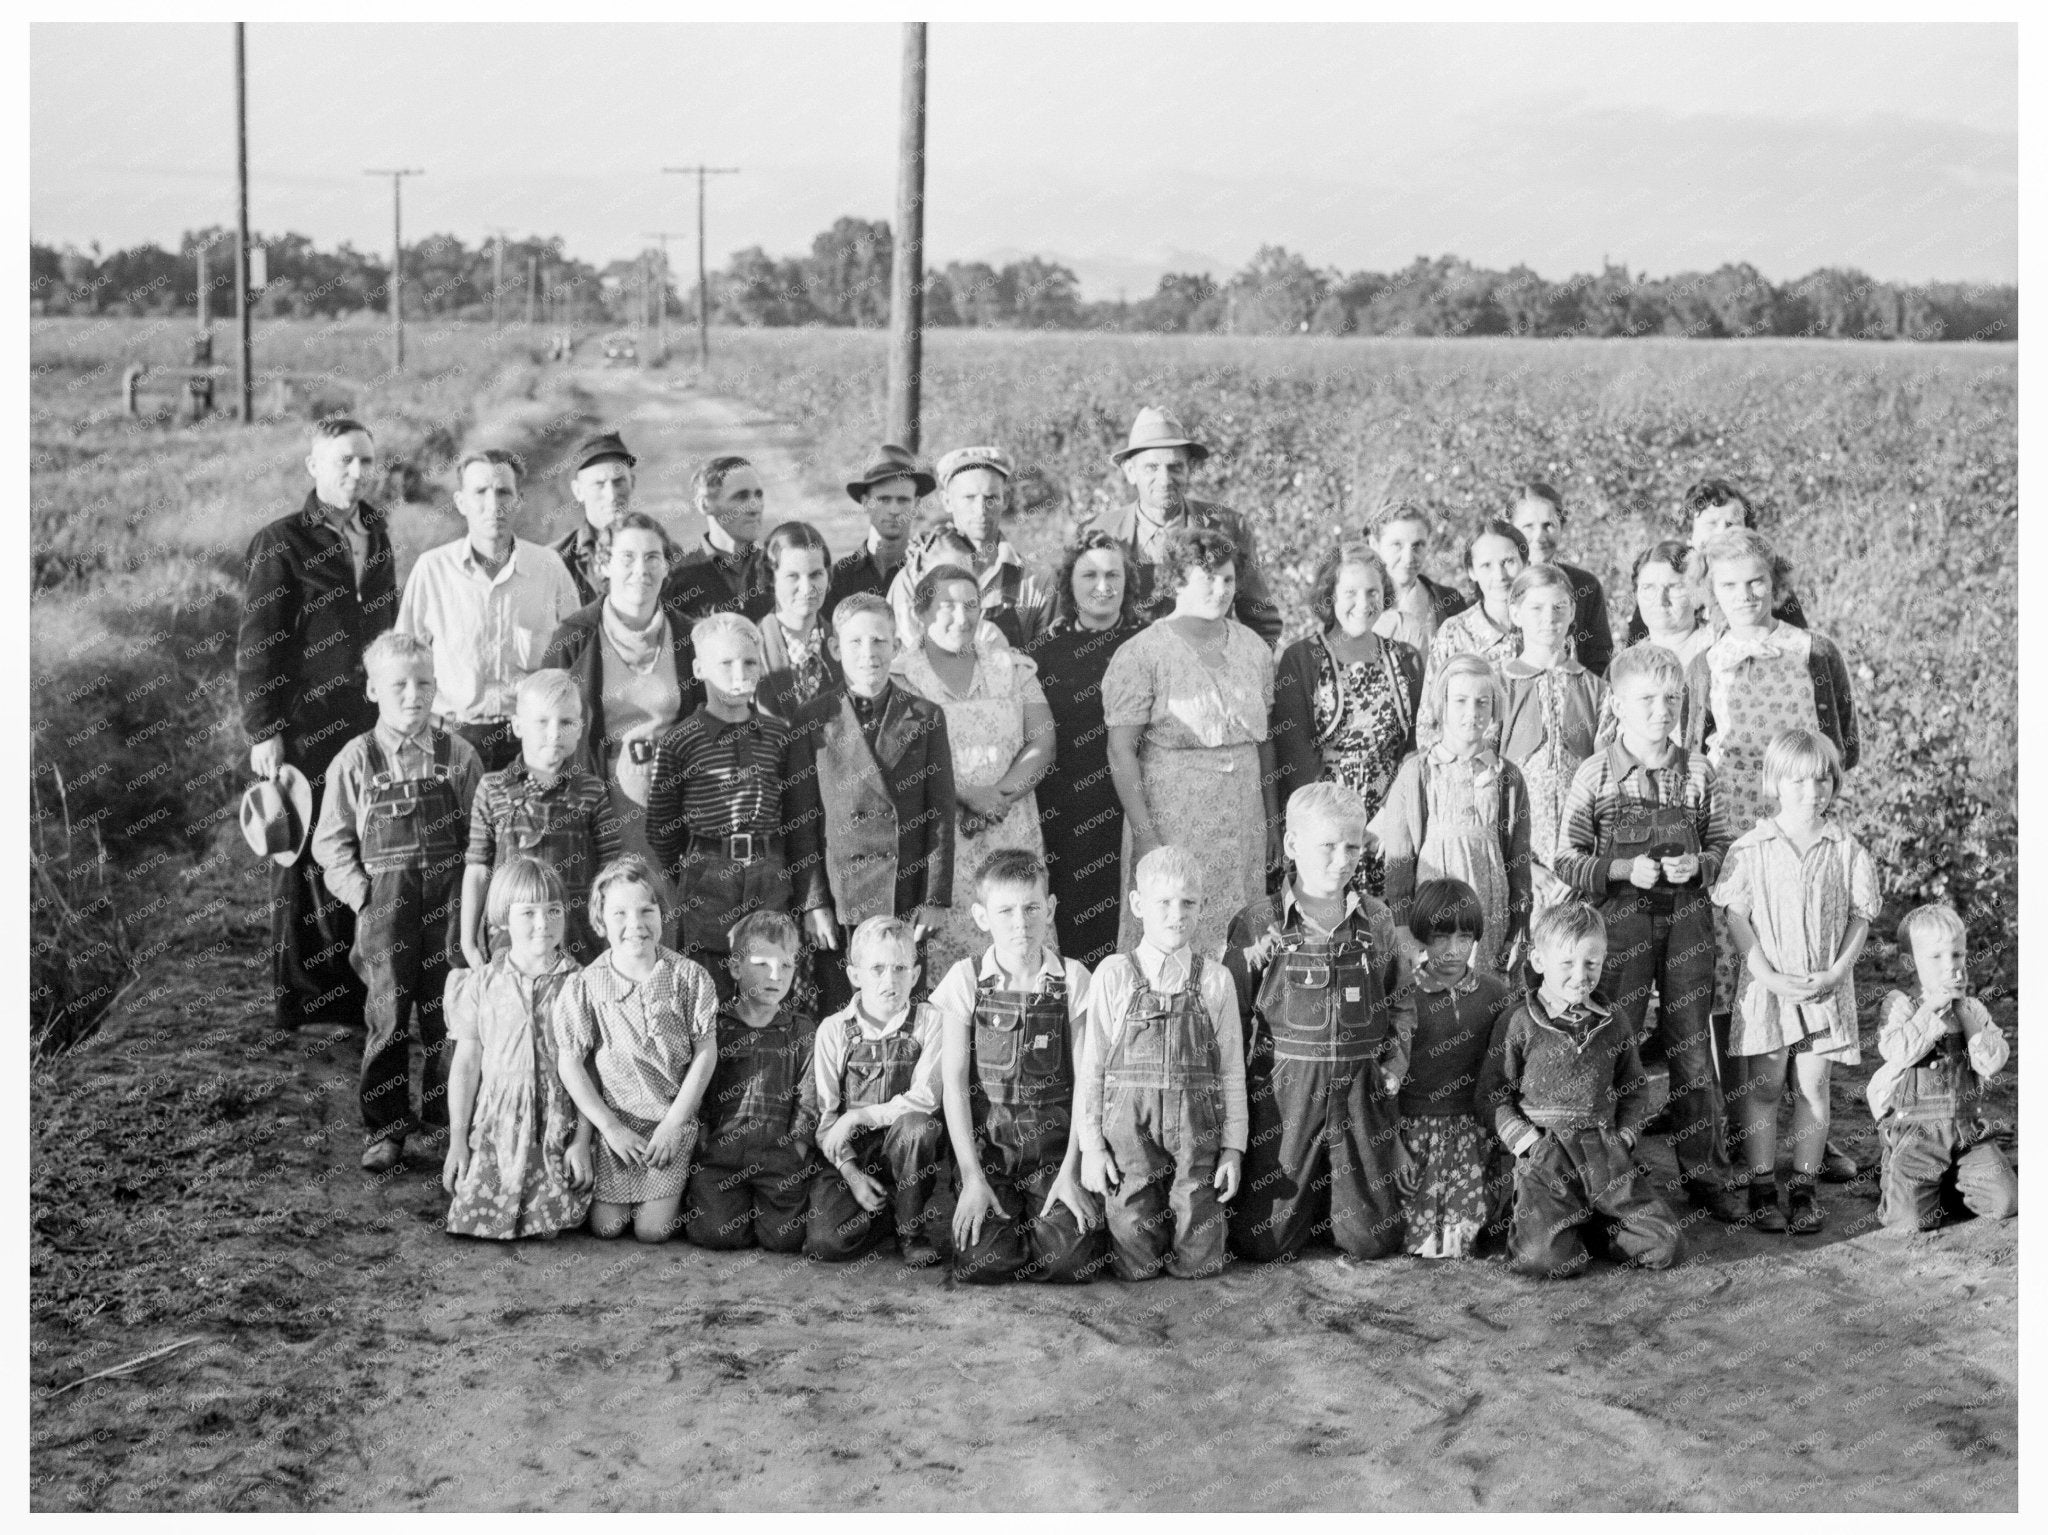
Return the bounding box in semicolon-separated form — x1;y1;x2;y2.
303;492;371;535
1749;816;1846;849
1529;988;1613;1035
977;945;1064;986
840;997;915;1036
582;948;680;1003
1427;741;1501;770
1277;879;1364;929
459;539;521;578
691;702;760;737
1135;937;1195;988
703;534;754;567
373;720;436;756
1605;737;1682;782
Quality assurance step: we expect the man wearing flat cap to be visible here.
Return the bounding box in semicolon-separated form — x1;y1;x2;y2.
1073;406;1281;644
933;444;1054;647
553;430;637;607
827;443;934;623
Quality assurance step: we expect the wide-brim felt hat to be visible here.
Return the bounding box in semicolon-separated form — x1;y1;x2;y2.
934;445;1014;486
570;431;637;476
846;443;937;502
1110;405;1210;467
240;764;313;868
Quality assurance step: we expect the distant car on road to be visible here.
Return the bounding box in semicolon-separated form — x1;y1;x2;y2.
602;333;637;364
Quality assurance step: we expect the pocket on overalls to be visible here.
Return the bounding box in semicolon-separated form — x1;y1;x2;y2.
1118;1007;1168;1068
975;1016;1020;1076
508;802;554;855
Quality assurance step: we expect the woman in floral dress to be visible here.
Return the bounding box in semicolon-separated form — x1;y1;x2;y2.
1103;527;1279;957
1270;542;1423;895
892;563;1054;981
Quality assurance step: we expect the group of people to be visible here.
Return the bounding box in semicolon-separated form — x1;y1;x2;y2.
233;404;2014;1285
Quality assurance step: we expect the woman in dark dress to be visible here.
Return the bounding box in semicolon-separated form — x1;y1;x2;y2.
1026;530;1144;966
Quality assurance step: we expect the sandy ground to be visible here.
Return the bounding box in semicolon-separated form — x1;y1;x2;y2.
29;372;2018;1512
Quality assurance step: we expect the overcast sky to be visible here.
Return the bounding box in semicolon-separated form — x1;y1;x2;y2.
31;22;2017;298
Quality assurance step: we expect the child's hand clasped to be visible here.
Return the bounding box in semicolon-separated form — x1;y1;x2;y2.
599;1119;650;1167
645;1117;694;1170
1625;855;1663;890
1214;1148;1243;1203
1659;852;1700;885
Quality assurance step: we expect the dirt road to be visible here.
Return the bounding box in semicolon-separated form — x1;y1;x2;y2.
29;374;2018;1513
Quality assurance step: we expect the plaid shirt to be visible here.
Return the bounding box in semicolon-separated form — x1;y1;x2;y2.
464;759;618;867
1553;740;1731;896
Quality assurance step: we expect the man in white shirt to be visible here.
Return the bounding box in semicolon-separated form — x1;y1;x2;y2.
396;448;582;772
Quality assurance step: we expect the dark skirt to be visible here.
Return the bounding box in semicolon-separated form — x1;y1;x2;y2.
1028;620;1139;968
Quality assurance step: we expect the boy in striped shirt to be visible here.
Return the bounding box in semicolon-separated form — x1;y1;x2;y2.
1553;642;1743;1224
647;614;806;992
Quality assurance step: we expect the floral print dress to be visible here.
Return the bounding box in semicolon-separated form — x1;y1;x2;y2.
1699;623;1823;1013
1415;748;1516;977
1500;659;1607;912
444;954;591;1239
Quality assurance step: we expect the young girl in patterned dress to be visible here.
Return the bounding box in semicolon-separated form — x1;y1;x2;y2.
1397;878;1516;1258
1685;527;1862;1179
1711;730;1878;1235
1500;565;1608;912
552;855;720;1243
1372;654;1533;977
442;857;593;1240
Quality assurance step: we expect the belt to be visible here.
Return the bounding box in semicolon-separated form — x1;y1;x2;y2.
696;832;778;864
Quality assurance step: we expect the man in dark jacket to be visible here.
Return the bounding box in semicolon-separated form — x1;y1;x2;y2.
1069;406;1282;644
825;443;932;622
236;417;398;1030
664;454;773;623
551;430;637;607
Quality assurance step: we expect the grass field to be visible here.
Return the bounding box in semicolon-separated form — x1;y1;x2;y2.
706;327;2019;973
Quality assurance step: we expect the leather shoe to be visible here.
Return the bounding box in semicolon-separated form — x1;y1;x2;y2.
1686;1181;1748;1224
361;1137;405;1174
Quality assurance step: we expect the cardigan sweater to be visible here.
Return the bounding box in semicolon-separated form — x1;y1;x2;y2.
1370;749;1534;942
1269;630;1425;813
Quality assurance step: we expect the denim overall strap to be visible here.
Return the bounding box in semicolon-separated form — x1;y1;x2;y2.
1255;926;1380;1070
842;1009;922;1111
1891;1029;1980;1125
362;730;464;873
1105;953;1219;1092
715;1016;802;1143
971;970;1074;1170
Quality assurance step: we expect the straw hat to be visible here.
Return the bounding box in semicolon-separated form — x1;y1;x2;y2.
846;443;937;502
1110;406;1210;467
240;764;313;868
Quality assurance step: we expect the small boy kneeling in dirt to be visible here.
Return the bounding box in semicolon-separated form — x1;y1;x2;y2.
681;911;822;1253
805;916;948;1268
1077;845;1248;1281
1867;902;2016;1233
1478;900;1683;1279
934;848;1109;1284
1225;781;1416;1267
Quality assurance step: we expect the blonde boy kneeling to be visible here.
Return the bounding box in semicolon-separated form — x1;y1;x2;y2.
1078;846;1248;1280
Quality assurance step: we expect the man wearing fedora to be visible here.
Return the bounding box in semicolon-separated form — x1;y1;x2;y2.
934;444;1054;648
237;415;397;1031
1076;406;1282;644
826;443;934;623
553;430;637;607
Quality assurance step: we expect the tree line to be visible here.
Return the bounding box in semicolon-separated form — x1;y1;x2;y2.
31;218;2018;342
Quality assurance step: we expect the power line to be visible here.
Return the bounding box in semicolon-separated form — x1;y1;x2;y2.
364;168;423;370
660;164;739;368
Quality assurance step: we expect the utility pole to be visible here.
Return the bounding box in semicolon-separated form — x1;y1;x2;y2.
488;228;510;329
887;23;927;450
642;232;684;363
526;254;537;330
234;22;252;423
365;167;423;371
661;163;739;368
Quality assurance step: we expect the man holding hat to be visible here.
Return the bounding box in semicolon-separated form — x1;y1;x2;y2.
933;444;1054;648
237;415;397;1031
827;443;934;622
553;430;637;606
1075;406;1281;644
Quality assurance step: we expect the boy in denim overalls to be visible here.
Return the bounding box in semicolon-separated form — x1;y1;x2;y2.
1869;903;2016;1232
934;848;1110;1284
1226;782;1416;1265
683;911;822;1252
1077;845;1248;1280
315;632;483;1172
805;916;948;1267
